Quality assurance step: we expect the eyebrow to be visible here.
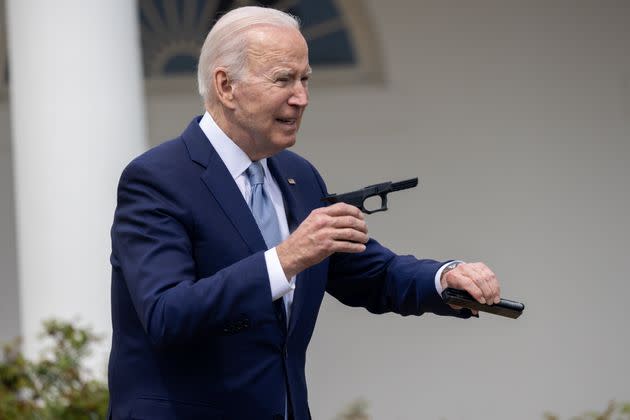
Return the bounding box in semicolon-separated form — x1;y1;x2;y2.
271;66;312;78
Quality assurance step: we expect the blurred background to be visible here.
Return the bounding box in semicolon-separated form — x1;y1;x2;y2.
1;0;629;419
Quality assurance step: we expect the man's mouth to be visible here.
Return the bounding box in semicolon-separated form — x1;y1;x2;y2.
276;118;297;125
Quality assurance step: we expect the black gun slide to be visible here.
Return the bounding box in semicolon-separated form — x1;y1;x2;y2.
441;288;524;319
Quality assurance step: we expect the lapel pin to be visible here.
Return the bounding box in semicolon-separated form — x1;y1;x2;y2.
287;178;296;185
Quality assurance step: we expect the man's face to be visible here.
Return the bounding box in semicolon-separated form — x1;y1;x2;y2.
230;26;310;159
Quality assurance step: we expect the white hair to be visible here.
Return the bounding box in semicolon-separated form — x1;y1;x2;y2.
197;6;300;104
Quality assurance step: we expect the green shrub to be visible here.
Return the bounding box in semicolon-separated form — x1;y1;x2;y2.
2;320;627;420
335;398;370;420
0;320;108;420
544;401;630;420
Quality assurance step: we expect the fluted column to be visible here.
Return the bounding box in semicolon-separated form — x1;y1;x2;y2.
6;0;147;369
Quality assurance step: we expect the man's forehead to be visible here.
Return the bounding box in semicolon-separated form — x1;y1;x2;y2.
245;26;309;70
245;26;306;55
245;24;304;44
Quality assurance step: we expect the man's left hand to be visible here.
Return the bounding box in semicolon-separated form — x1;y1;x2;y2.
440;262;501;314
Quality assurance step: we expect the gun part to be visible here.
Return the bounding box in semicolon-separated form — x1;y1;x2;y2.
321;177;419;214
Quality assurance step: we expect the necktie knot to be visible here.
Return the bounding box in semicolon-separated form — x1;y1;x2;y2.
246;161;265;186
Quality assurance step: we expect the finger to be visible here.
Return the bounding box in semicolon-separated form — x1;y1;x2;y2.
330;240;366;254
321;203;364;219
481;265;500;304
444;269;485;304
471;262;500;304
331;228;369;244
462;282;485;305
461;264;493;305
331;215;368;233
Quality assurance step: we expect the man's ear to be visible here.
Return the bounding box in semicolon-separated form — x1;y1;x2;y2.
213;68;236;109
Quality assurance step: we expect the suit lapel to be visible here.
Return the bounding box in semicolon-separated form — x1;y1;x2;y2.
182;118;267;253
267;156;307;232
267;155;312;336
183;120;315;336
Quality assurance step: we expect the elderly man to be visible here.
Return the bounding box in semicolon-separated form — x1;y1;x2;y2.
108;6;500;420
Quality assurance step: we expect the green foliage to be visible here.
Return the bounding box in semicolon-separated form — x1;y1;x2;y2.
544;401;630;420
334;398;370;420
2;320;628;420
0;320;108;420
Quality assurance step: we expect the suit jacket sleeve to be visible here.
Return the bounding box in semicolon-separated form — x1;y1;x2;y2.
111;159;275;349
308;165;470;318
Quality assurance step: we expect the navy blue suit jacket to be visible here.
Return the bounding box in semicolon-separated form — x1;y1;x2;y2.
108;117;467;419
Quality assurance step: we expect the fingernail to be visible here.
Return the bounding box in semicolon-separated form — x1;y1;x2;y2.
479;297;486;304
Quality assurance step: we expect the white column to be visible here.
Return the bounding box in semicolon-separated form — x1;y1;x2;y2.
6;0;147;371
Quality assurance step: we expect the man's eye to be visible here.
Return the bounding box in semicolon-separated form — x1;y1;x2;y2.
276;77;290;83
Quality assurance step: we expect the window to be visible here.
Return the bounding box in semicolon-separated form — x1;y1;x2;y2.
141;0;383;93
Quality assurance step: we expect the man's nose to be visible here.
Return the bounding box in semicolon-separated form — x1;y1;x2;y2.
288;82;309;107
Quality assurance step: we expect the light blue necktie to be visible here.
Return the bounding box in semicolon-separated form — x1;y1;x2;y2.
247;161;290;418
246;161;282;249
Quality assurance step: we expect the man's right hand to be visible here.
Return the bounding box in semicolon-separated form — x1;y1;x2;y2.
276;203;369;279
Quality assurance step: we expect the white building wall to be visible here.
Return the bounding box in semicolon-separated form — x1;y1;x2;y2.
1;0;629;419
304;2;630;418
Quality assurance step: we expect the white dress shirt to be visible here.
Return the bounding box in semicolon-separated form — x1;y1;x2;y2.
199;111;449;320
199;112;295;321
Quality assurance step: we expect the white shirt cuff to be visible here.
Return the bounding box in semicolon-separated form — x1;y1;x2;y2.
434;260;465;295
265;248;295;301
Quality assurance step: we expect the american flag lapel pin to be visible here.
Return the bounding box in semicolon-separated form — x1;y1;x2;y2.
287;178;296;185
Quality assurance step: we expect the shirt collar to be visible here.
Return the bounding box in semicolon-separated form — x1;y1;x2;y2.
199;111;270;180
